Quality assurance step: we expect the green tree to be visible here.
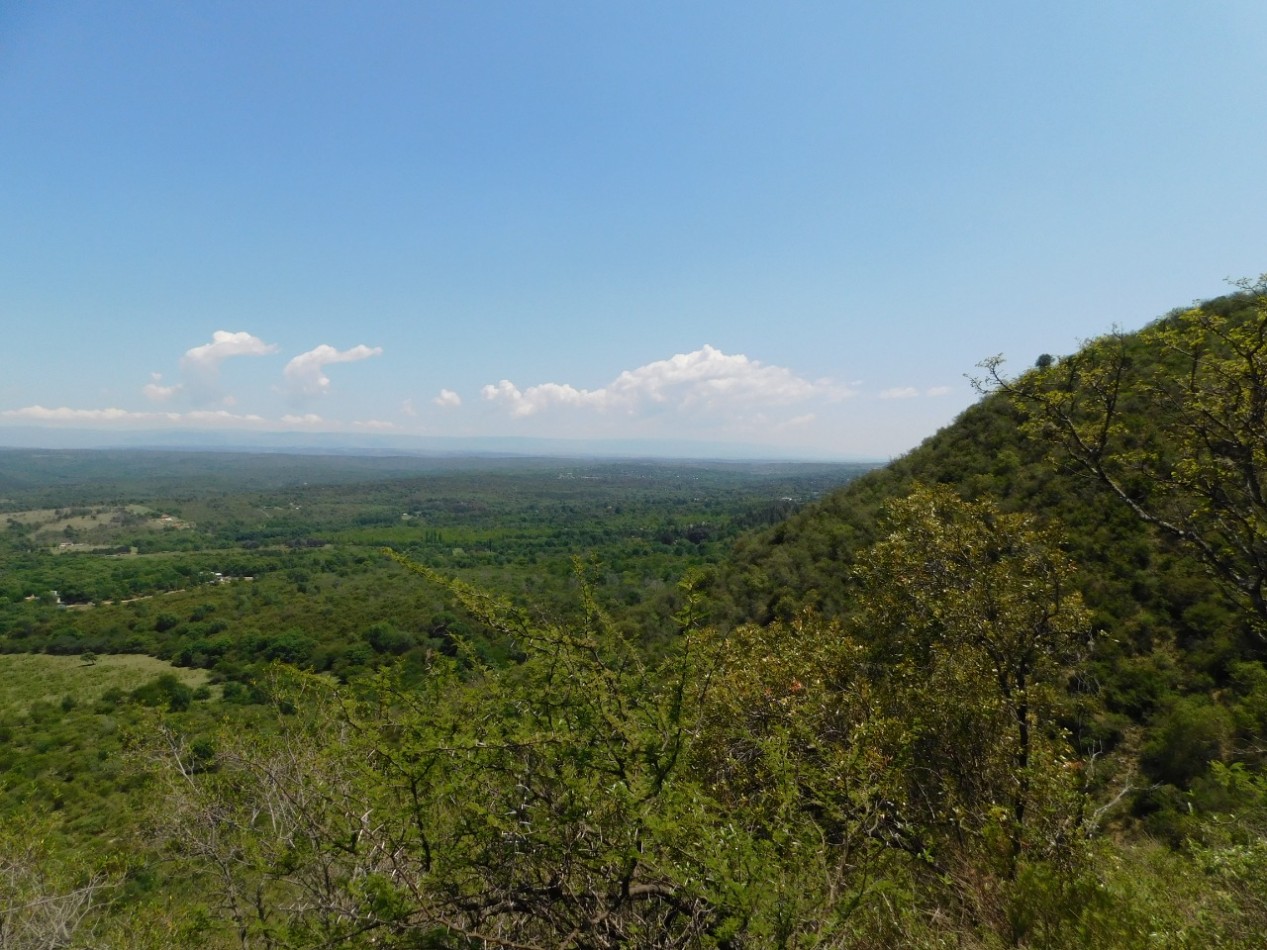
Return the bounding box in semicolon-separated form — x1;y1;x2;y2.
981;276;1267;636
851;485;1092;909
690;613;915;941
0;810;116;949
138;525;1099;947
145;557;880;947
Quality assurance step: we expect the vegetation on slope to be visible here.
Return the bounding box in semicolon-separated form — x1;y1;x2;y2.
5;281;1267;946
715;281;1267;843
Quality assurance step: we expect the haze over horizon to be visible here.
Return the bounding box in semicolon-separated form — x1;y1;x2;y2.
3;2;1266;458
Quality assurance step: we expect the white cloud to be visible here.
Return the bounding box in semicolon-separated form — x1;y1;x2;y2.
1;405;265;426
182;329;277;367
183;409;266;424
433;388;462;409
354;419;397;430
876;385;954;399
145;331;277;405
482;345;848;419
143;372;180;403
182;330;276;379
142;383;177;402
481;379;593;416
779;413;816;429
401;399;418;417
281;413;324;426
2;406;153;423
283;344;383;398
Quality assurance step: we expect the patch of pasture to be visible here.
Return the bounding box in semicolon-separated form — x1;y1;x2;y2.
0;653;211;716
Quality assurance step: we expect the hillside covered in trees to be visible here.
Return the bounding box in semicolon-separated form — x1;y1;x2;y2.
717;279;1267;838
4;282;1267;948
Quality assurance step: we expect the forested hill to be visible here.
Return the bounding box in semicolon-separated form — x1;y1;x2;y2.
7;288;1267;948
713;281;1267;832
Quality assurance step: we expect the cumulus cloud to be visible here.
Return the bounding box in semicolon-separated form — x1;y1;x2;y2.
353;419;397;430
283;344;383;399
144;331;277;405
926;385;953;397
182;330;277;374
482;345;847;419
181;331;277;399
143;373;180;403
281;413;325;426
433;389;462;409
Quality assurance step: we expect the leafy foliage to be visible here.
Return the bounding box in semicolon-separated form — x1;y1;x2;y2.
7;285;1267;945
134;509;1103;948
982;275;1267;636
142;559;883;947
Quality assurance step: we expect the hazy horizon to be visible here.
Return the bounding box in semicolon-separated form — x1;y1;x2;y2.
4;3;1266;457
0;424;885;465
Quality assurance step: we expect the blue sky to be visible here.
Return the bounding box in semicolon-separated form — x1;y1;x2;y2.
2;1;1266;458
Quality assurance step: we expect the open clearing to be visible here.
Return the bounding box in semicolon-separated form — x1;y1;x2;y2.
4;504;193;544
0;653;211;715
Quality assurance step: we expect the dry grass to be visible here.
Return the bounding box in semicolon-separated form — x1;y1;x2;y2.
0;653;211;715
4;505;193;544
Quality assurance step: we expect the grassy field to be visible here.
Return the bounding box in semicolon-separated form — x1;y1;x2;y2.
4;503;194;546
0;653;211;715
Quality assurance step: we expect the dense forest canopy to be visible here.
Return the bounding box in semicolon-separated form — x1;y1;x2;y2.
4;283;1267;947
